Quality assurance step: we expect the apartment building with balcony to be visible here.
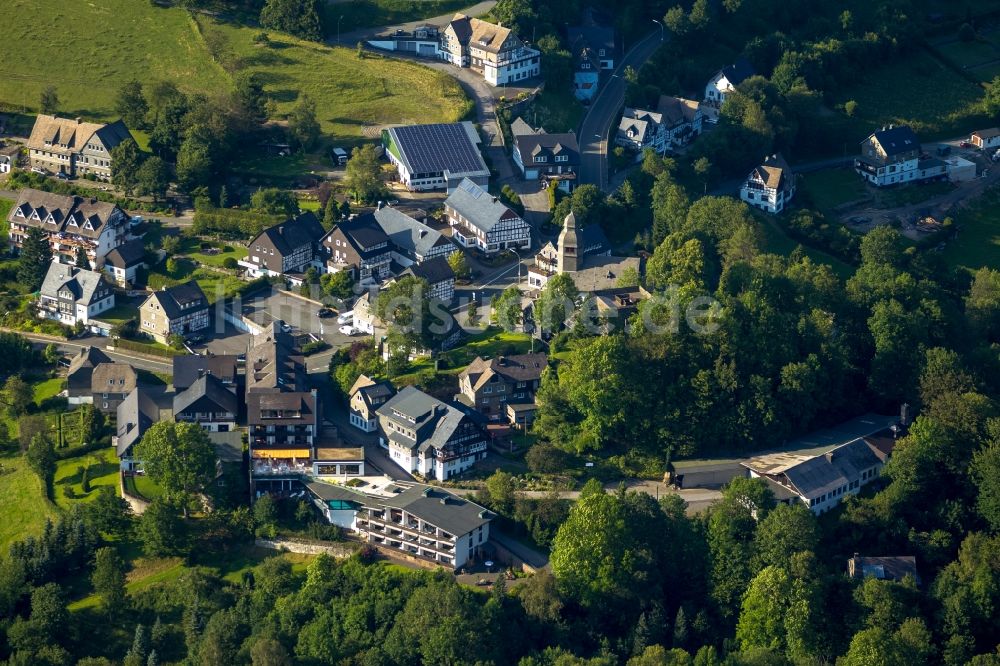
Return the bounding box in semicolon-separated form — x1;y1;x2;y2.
307;480;493;569
38;263;115;329
8;189;129;266
376;386;488;480
173;374;239;433
246;323;318;479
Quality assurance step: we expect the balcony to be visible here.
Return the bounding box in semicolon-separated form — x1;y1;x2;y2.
252;462;309;476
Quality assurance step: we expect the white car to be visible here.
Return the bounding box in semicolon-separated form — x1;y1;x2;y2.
337;310;354;325
339;324;358;336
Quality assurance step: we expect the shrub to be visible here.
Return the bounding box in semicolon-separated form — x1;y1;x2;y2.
844;100;858;117
222;257;238;270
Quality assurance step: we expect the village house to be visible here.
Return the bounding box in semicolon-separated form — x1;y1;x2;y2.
139;281;210;344
528;221;610;289
703;57;755;110
399;256;456;304
0;144;19;174
246;324;319;482
306;480;493;569
854;125;950;187
657;95;704;149
38;263;115;329
373;206;456;266
568;11;615;70
92;362;138;412
970;128;1000;151
376;385;489;480
66;346;112;405
26;115;133;180
439;14;540;85
100;238;146;287
743;429;898;514
7;189;129;266
512;131;580;192
572;46;601;102
382;122;490;192
349;375;397;432
322;215;393;285
444;178;531;255
240;212;326;282
456;353;547;428
114;387;172;472
740;153;796;214
173;374;239;433
616;108;666;154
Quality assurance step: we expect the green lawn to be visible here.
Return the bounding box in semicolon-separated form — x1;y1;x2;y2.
54;448;120;510
94;304;139;325
875;179;956;208
321;0;471;34
1;1;470;143
0;454;58;552
0;198;14;242
832;48;988;139
760;218;855;279
182;239;248;268
123;473;164;502
528;88;584;133
798;168;870;214
941;185;1000;271
147;262;244;304
936;38;1000;69
196;16;471;140
33;377;65;405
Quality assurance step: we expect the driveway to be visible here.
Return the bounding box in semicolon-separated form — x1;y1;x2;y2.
334;1;497;45
578;30;665;190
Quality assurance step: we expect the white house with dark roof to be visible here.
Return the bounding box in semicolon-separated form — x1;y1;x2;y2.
173;374;239;432
854;125;949;187
381;122;490;192
971;128;1000;151
376;385;489;480
101;238;146;286
139;281;210;344
740;153;796;214
306;479;493;569
7;188;129;266
240;212;326;281
512;133;579;192
38;263;115;329
443;178;531;255
704;57;755;108
400;255;456;303
616;108;666;154
439;14;540;85
349;375;396;432
373;206;456;266
742;431;897;514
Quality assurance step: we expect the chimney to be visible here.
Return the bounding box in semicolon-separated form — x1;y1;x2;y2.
75;117;82;124
492;196;499;204
377;200;384;210
419;229;427;238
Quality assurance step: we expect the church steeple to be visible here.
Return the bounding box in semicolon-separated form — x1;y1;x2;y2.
557;210;578;273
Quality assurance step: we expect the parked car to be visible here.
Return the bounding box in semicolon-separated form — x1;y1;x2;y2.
337;310;354;325
339;324;358;336
317;307;335;318
960;141;973;148
55;172;69;180
280;323;292;333
236;353;246;363
30;167;47;175
186;334;205;344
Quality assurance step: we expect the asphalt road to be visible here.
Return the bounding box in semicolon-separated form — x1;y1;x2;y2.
578;30;665;191
5;329;173;373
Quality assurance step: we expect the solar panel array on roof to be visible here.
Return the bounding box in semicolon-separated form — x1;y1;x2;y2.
391;123;487;176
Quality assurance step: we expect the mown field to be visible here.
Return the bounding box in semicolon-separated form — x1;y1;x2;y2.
941;184;1000;272
0;0;470;141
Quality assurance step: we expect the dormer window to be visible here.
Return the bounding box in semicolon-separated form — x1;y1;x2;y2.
582;62;590;69
83;221;93;230
599;49;606;56
536;156;546;163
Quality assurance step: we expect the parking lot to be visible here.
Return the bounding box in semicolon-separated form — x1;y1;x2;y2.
195;287;361;367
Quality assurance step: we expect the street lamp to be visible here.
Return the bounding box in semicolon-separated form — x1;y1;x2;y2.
652;19;664;41
337;15;343;44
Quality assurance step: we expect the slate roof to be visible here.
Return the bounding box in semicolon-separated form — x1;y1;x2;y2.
67;346;112;394
330;214;392;256
382;484;493;536
373;206;452;258
747;437;888;500
618;108;662;144
173;374;238;416
172;354;238;391
27;115;132;155
377;385;469;454
91;362;137;395
514;132;580;168
40;263;112;305
247;391;316;426
144;281;208;320
460;352;547;391
868;126;920;156
717;57;755;87
384;122;488;179
246;322;306;392
103;238;146;269
115;387;163;457
350;375;396;407
250;212;325;257
444;178;523;233
568;24;615;54
510;117;540;138
579;224;610;255
401;256;455;285
9;188;122;239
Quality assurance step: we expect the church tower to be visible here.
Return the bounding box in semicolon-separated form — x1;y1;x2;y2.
556;210;579;273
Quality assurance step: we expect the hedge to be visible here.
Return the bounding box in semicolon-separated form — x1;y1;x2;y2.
192;202;282;237
112;338;184;357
